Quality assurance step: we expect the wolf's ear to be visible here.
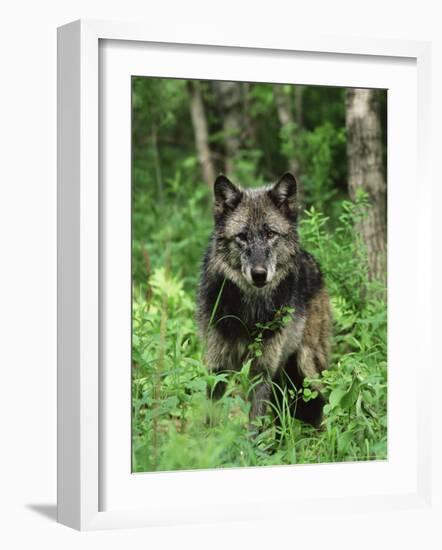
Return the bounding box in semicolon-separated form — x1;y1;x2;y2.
269;172;298;220
214;175;242;216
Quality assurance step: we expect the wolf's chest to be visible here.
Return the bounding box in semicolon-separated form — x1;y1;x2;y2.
214;294;279;338
206;274;298;340
215;312;306;376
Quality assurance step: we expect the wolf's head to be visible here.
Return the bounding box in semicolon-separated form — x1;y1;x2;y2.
212;173;299;291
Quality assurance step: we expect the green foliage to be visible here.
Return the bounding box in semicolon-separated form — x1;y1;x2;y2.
298;196;387;461
131;78;387;472
132;188;387;471
248;306;295;359
296;122;347;211
279;120;347;214
230;149;266;188
132;77;187;136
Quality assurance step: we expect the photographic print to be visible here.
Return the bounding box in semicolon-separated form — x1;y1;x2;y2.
131;77;387;472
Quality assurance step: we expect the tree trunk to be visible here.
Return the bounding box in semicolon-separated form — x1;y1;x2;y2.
213;81;242;177
294;85;304;129
274;84;293;127
273;85;301;188
187;81;216;188
346;88;387;282
241;82;258;147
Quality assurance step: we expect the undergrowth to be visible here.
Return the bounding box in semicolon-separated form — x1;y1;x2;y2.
131;190;387;472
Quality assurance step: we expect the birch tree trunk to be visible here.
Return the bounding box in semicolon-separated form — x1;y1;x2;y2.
188;81;215;188
346;88;387;282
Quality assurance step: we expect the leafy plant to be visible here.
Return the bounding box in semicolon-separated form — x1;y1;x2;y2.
131;78;387;471
132;189;387;471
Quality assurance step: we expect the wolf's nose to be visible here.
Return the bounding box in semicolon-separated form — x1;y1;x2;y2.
251;267;268;287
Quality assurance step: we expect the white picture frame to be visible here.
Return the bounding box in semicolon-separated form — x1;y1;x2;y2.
57;19;433;531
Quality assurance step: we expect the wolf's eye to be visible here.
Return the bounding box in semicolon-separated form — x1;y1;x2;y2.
235;232;248;243
266;230;277;239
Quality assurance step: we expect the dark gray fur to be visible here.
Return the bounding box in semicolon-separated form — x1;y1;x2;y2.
197;173;331;426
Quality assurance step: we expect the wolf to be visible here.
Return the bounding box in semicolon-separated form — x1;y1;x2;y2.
197;173;331;427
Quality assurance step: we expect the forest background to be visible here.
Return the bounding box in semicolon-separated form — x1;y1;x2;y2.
131;78;388;472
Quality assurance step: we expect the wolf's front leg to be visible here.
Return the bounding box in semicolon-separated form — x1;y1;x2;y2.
249;334;284;421
249;376;272;420
204;330;245;400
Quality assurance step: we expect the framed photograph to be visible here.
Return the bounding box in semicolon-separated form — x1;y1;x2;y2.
57;19;432;530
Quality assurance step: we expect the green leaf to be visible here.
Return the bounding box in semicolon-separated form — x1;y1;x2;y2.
337;430;355;453
340;377;360;411
329;387;347;409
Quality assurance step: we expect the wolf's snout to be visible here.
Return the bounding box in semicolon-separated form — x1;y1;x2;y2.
251;267;268;287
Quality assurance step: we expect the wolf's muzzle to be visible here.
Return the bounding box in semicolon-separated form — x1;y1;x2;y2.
251;267;268;287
